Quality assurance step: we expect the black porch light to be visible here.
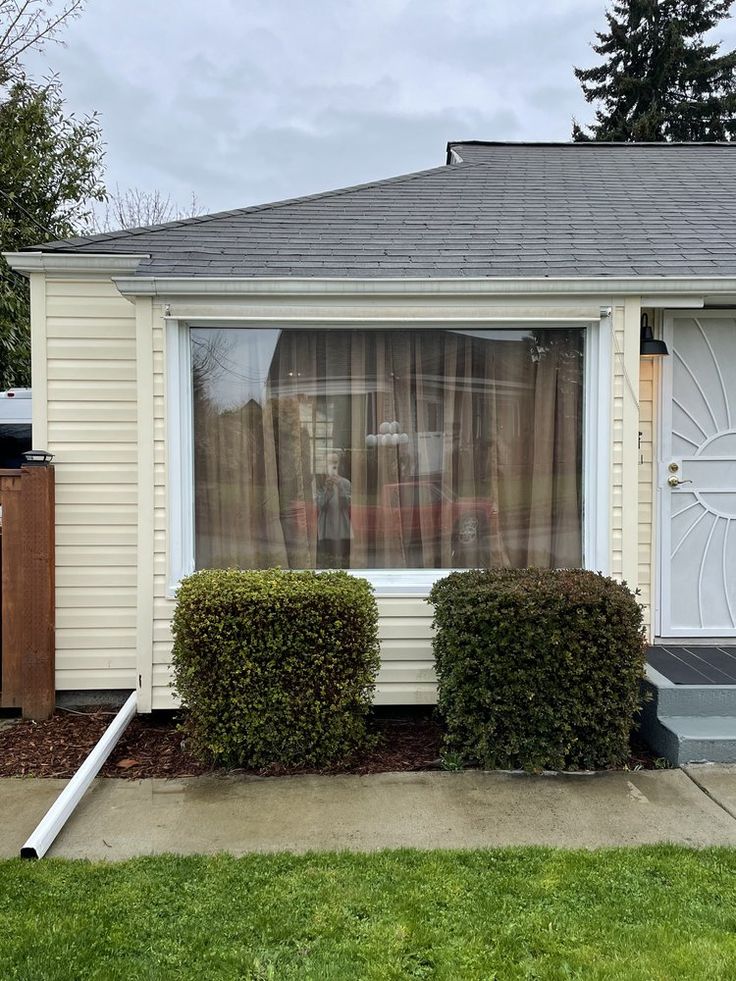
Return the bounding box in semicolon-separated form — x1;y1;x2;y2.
22;449;54;467
640;313;669;357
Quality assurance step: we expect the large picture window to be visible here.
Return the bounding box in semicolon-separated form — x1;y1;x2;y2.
191;326;584;572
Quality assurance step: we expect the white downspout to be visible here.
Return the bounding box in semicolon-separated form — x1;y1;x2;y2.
20;691;138;859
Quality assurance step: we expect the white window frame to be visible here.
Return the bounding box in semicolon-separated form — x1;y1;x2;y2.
166;317;611;597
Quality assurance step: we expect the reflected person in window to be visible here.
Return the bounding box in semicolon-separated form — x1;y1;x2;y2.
316;452;353;568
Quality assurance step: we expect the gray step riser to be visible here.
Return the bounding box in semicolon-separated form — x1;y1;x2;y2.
677;741;736;764
638;714;679;763
639;712;736;765
642;679;736;717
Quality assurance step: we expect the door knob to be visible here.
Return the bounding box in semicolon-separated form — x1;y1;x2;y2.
668;475;693;487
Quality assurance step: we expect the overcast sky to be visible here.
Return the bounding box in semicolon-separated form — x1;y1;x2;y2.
23;0;736;216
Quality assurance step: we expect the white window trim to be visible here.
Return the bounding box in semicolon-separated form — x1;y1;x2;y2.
585;309;612;576
166;317;611;597
166;319;195;591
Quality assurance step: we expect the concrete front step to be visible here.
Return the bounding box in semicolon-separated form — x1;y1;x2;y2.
642;671;736;717
645;715;736;766
639;666;736;764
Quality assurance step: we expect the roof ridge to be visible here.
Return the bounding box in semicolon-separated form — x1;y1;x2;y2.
448;139;736;147
36;160;488;251
446;139;736;164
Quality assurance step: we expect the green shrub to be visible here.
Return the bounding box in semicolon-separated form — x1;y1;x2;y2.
428;569;646;772
171;569;380;768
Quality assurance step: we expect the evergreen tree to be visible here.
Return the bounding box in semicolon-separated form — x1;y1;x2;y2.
573;0;736;141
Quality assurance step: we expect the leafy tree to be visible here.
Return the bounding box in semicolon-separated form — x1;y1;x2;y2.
573;0;736;141
0;75;104;387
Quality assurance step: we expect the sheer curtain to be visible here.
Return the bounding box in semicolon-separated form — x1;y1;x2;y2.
192;326;583;571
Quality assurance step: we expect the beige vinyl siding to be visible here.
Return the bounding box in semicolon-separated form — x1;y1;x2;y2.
610;300;640;588
610;299;654;638
638;351;656;638
151;320;169;708
43;277;138;691
151;597;437;709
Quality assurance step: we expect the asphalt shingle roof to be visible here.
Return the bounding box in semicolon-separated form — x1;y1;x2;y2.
31;142;736;278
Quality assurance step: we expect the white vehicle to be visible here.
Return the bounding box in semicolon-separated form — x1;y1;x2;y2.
0;388;32;468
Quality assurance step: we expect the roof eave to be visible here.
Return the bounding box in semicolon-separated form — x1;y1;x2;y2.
3;252;149;276
112;273;736;300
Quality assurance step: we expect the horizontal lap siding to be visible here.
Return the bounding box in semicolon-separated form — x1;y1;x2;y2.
611;307;625;580
46;278;138;691
639;354;655;637
151;596;437;709
610;300;639;590
151;322;169;707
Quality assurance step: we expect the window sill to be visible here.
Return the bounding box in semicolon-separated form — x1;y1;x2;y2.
165;568;455;602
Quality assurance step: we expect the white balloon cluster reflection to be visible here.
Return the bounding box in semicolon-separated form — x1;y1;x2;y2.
365;420;410;448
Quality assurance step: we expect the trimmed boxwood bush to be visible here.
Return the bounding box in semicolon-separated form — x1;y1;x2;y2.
429;569;646;772
171;569;380;768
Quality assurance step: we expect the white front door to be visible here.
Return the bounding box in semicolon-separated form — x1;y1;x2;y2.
659;312;736;636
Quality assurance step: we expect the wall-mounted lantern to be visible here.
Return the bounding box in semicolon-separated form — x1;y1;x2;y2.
640;313;669;358
22;449;54;467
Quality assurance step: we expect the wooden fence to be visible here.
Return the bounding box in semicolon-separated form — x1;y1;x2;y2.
0;465;55;719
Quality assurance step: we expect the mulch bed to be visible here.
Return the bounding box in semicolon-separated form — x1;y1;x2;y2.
0;708;661;779
0;709;207;780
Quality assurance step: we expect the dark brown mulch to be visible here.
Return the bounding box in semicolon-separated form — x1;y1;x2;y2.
0;709;207;779
0;711;443;780
0;709;661;779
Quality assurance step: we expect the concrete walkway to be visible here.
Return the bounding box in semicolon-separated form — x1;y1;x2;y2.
3;766;736;860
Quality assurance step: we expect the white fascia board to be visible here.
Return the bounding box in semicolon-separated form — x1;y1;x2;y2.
112;274;736;299
3;252;147;276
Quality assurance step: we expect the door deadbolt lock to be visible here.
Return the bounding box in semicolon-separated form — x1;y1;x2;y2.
668;475;693;488
668;462;680;473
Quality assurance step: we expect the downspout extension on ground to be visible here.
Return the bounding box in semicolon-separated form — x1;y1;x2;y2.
20;691;137;859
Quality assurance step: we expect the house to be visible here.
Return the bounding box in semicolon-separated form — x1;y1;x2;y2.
5;141;736;760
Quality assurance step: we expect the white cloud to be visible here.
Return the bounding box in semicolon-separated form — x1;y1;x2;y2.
21;0;736;214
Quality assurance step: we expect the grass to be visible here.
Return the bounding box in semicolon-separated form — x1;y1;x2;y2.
1;848;736;979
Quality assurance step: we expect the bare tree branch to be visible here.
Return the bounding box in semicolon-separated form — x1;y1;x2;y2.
87;185;206;232
0;0;84;77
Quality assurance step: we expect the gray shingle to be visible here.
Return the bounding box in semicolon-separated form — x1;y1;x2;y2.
28;142;736;279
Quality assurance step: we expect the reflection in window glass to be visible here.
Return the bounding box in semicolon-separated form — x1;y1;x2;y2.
0;424;32;469
192;327;584;571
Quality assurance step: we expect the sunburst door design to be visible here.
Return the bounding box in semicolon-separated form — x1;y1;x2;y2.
663;314;736;635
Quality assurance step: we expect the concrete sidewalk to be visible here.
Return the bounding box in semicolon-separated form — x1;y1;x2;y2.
2;766;736;860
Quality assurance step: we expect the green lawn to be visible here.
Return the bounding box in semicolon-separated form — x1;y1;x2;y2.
1;848;735;980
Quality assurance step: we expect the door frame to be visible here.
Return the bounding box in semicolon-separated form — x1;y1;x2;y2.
656;310;736;638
